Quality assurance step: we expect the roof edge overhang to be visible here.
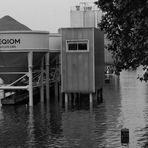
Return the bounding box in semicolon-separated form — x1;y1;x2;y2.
0;30;49;34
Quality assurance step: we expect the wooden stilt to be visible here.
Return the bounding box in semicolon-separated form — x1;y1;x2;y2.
97;88;103;103
69;93;72;107
45;52;50;100
55;56;59;98
55;81;58;97
59;85;62;107
65;93;68;104
89;93;93;111
65;93;68;111
40;101;44;116
89;93;93;104
28;52;33;106
73;93;76;106
55;83;58;104
74;93;78;106
96;89;99;103
40;57;44;102
100;88;103;102
28;106;34;143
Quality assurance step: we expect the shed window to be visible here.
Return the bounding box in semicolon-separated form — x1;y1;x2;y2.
78;43;87;50
68;43;77;51
67;40;88;51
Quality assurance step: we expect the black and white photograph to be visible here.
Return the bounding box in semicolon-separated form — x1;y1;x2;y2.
0;0;147;147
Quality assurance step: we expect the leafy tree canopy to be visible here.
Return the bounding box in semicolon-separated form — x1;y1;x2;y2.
95;0;148;75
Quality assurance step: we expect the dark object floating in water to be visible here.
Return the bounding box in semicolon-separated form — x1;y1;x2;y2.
121;128;129;145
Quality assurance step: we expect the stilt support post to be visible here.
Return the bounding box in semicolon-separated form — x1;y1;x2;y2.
28;51;33;106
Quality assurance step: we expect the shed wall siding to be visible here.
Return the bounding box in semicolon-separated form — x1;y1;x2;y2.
94;29;104;89
61;28;94;92
65;53;90;92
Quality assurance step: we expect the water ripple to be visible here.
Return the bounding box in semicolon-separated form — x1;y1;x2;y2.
0;70;148;147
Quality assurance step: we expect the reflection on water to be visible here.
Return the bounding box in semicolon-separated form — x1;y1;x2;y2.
119;70;148;147
1;70;148;147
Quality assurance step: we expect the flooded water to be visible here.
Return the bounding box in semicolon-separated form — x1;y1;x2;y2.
1;70;148;147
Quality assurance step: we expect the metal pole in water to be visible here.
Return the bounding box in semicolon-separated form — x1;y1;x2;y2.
89;93;93;103
89;93;93;110
54;57;58;97
40;57;44;102
28;51;33;106
65;93;68;104
45;52;50;101
65;93;68;111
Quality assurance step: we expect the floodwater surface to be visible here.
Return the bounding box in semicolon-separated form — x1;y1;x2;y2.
0;70;148;147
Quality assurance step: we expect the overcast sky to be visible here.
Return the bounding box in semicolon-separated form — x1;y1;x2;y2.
0;0;96;32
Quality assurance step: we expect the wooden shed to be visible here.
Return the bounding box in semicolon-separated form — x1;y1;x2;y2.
60;28;104;101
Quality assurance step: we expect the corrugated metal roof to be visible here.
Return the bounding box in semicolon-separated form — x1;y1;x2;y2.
0;15;31;31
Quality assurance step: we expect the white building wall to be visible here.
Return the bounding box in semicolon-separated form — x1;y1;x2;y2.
49;33;61;52
70;5;102;28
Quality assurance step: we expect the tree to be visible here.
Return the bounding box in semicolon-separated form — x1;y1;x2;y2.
95;0;148;76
